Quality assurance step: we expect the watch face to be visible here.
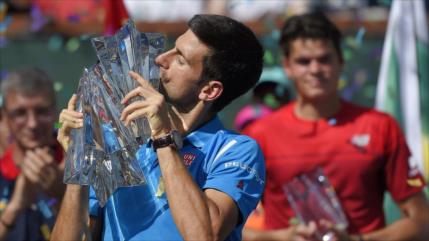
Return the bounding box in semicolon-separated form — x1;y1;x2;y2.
172;130;183;149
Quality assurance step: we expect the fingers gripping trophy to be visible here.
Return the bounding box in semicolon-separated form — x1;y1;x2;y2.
58;21;165;207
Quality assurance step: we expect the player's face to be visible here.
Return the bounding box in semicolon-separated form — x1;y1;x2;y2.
155;29;210;111
283;38;343;102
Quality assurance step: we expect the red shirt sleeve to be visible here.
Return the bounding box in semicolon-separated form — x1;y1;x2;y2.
384;115;426;202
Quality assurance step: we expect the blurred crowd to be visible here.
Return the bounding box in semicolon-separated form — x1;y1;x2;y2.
2;0;418;38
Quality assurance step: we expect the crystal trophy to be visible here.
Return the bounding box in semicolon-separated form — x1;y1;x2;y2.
63;20;165;207
283;168;348;241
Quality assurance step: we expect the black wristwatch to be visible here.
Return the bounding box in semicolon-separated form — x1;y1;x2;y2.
152;130;183;150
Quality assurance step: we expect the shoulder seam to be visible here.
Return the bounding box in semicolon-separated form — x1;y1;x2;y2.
213;139;238;163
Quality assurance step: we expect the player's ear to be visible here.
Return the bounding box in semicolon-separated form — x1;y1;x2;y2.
199;80;223;102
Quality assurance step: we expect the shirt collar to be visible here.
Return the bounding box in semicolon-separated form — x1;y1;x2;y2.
184;116;224;149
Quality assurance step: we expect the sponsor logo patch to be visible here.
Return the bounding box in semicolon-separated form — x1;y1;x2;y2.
351;134;370;148
407;178;423;187
350;134;370;152
224;161;264;185
407;156;421;177
183;153;196;166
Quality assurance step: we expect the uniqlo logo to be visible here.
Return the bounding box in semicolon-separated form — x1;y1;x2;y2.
183;153;196;166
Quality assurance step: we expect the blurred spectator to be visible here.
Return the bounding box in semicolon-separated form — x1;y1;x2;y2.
34;0;104;35
124;0;227;22
234;67;290;132
103;0;128;35
234;104;273;132
0;67;65;241
3;0;104;37
252;80;290;110
243;12;429;241
34;0;103;25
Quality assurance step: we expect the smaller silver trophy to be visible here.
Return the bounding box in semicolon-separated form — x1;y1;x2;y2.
283;168;348;241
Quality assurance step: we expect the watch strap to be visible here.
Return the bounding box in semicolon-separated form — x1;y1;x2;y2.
152;133;174;150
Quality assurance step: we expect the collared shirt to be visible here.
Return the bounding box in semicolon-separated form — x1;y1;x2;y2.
245;100;426;233
89;116;265;240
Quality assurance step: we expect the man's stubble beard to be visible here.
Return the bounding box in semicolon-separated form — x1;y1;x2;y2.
158;80;199;114
158;82;170;102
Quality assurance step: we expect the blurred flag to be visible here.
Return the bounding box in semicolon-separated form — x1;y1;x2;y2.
376;0;429;180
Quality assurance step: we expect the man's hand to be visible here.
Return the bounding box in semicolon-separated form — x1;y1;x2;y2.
243;222;318;241
121;71;172;138
317;220;362;241
7;175;38;212
292;221;318;241
20;147;64;197
57;94;83;152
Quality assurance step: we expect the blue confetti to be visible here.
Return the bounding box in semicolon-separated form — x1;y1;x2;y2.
355;27;366;46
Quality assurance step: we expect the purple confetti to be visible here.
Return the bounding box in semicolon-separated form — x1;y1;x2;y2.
47;198;58;206
31;5;49;32
0;36;7;48
0;69;8;80
67;14;81;23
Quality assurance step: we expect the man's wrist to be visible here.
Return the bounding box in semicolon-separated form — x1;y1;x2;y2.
4;200;24;214
152;130;183;151
0;216;15;230
151;128;172;140
66;183;88;193
0;204;21;231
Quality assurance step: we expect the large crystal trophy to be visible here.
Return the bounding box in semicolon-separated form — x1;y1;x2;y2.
283;168;348;241
64;20;165;207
